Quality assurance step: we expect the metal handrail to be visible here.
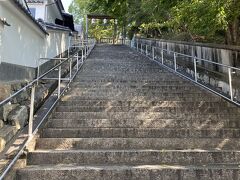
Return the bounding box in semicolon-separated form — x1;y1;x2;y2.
124;38;240;106
0;38;96;179
153;47;240;71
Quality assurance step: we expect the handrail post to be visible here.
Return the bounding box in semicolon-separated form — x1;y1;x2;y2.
174;52;177;71
228;68;234;101
69;58;72;81
77;52;79;70
194;57;197;82
141;44;143;54
81;49;84;63
137;40;138;51
146;45;148;55
85;45;87;59
87;44;89;56
58;65;61;98
152;47;155;60
28;84;35;137
68;46;70;59
37;59;40;85
161;50;164;64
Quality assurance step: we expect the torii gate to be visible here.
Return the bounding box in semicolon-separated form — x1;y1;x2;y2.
86;14;117;43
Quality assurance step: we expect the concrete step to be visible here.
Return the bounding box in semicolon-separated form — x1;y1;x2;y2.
72;80;191;85
74;76;185;81
41;128;240;138
46;118;240;129
16;164;240;180
51;112;239;120
74;79;190;84
26;149;240;166
80;62;159;67
71;81;193;87
77;72;175;76
69;85;203;91
55;106;238;114
71;84;200;90
36;138;240;150
62;95;220;101
67;88;207;94
59;100;230;107
66;91;211;96
79;68;167;73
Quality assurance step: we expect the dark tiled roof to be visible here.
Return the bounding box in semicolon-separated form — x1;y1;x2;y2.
11;0;48;35
43;22;71;32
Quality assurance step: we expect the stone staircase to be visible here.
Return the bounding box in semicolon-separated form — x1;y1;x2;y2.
17;45;240;180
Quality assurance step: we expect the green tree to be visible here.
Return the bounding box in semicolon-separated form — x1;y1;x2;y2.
69;0;240;45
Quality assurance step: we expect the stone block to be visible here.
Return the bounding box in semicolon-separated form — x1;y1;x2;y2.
7;105;28;130
0;119;3;129
0;125;18;152
0;83;11;101
0;103;19;122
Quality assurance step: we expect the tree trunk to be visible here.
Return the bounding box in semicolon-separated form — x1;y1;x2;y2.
225;16;240;45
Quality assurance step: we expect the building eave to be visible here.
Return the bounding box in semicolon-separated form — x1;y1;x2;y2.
45;22;71;32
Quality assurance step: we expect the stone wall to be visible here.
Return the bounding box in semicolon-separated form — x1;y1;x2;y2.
137;37;240;67
135;37;240;101
0;47;78;152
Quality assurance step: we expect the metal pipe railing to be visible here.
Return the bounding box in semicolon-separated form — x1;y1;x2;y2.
123;38;240;106
0;38;96;179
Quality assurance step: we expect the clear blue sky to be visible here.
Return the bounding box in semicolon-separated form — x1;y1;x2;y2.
62;0;73;12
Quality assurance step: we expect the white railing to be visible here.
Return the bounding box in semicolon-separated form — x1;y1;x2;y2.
0;38;96;179
124;38;240;106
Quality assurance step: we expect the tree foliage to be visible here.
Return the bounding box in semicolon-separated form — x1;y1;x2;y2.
69;0;240;45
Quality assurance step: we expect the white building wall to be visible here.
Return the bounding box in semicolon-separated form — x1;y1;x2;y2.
44;30;69;61
46;7;57;23
0;2;70;69
0;22;3;64
28;3;45;20
27;1;62;23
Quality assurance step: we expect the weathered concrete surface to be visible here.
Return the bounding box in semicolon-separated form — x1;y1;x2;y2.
17;44;240;179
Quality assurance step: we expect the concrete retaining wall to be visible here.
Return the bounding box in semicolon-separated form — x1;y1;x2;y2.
137;38;240;67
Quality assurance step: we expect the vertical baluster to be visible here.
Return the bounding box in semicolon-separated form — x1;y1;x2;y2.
28;84;35;137
69;59;72;81
194;58;198;82
77;52;79;70
152;47;155;60
58;65;61;98
161;50;164;64
174;53;177;71
228;68;234;101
